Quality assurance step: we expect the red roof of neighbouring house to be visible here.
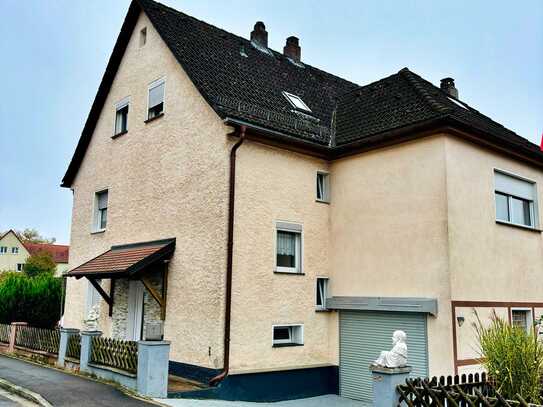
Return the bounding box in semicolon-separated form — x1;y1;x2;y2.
23;242;70;264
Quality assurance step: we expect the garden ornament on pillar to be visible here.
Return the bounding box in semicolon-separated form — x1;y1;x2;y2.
372;330;408;368
83;304;100;331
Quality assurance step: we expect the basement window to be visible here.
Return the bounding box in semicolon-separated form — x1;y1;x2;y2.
282;91;311;113
272;325;303;347
147;78;165;120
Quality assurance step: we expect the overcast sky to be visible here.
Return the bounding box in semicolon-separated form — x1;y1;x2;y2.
1;0;542;244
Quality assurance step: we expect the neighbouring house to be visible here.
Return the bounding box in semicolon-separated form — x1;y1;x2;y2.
0;230;69;276
60;0;543;403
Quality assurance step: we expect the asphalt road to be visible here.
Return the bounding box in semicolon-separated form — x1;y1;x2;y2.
0;355;154;406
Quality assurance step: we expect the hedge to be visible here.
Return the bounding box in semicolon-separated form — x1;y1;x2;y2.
0;272;62;328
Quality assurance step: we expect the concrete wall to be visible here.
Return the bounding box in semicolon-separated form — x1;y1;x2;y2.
63;11;232;369
0;232;29;272
329;135;454;376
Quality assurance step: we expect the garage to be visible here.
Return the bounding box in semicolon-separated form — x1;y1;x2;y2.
339;310;429;402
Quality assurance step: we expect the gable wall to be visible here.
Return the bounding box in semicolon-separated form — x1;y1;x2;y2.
0;232;29;272
64;11;233;368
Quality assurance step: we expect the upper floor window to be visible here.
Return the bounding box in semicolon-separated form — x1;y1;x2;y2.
114;98;129;136
316;277;328;310
94;190;108;232
0;247;7;254
494;170;538;228
275;222;302;274
139;27;147;47
316;172;330;203
147;79;165;120
11;247;19;254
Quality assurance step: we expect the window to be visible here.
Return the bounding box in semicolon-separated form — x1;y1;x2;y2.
11;247;19;254
282;91;311;113
0;247;7;254
272;325;303;347
114;98;129;135
147;79;165;120
316;277;328;309
16;263;24;272
94;190;108;231
494;170;538;228
139;27;147;47
511;309;532;333
275;222;302;274
316;172;330;202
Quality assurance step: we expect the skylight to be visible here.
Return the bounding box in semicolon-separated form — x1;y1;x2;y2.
447;96;468;110
283;91;312;112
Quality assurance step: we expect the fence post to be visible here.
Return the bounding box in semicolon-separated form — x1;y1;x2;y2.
57;328;79;368
79;330;102;373
8;322;27;352
370;365;412;407
136;340;171;398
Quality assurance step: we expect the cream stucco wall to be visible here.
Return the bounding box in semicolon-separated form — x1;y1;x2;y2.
329;135;454;376
0;232;29;272
63;11;233;368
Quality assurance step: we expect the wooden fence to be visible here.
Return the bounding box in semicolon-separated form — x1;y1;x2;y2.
66;333;81;360
90;336;138;374
397;373;541;407
0;324;10;344
15;325;60;355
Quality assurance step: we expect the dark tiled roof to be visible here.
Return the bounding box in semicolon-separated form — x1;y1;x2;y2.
24;243;69;264
61;0;542;187
66;238;175;278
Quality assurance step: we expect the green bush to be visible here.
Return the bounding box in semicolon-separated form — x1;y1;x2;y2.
0;272;62;328
474;310;543;403
24;251;56;278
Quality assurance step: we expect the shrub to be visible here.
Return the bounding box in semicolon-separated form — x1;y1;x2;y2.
474;310;543;403
24;251;56;278
0;272;62;328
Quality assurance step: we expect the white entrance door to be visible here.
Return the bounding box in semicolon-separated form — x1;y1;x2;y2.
126;280;144;341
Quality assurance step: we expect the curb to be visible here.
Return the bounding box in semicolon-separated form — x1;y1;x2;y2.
0;377;52;407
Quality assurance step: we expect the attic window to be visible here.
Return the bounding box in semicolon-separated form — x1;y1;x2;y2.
447;96;468;110
139;27;147;47
282;92;311;113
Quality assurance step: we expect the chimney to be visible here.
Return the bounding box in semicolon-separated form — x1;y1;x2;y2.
283;36;301;62
250;21;268;48
440;77;458;98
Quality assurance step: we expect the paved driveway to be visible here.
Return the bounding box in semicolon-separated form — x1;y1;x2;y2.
157;395;368;407
0;355;153;406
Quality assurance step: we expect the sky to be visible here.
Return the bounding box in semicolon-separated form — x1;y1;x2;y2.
0;0;542;244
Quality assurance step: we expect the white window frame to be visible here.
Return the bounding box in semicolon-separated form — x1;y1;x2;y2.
282;91;311;113
0;247;7;254
16;263;24;272
511;307;533;333
11;247;19;254
494;168;539;229
272;324;304;346
92;189;109;233
113;97;130;136
146;77;166;120
275;221;303;274
316;277;328;310
316;171;330;203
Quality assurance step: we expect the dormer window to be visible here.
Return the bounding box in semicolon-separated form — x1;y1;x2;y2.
282;91;311;113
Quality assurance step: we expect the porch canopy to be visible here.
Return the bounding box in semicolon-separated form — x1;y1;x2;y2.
65;238;175;319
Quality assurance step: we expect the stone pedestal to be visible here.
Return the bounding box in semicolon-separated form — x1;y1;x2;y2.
137;341;170;398
370;365;412;407
80;330;102;372
57;328;80;367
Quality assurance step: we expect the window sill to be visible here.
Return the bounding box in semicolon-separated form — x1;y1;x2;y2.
272;343;304;348
274;270;305;276
495;220;541;233
111;130;128;139
315;199;330;205
144;113;164;124
90;229;106;235
315;307;331;313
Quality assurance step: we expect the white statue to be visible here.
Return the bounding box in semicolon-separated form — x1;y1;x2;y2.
372;330;408;368
83;304;100;331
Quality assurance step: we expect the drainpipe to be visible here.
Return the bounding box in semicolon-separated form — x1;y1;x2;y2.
209;125;246;386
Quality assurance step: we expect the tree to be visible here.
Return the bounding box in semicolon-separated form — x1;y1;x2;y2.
16;228;56;244
24;251;57;278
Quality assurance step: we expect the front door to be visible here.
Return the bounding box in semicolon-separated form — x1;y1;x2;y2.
127;280;144;341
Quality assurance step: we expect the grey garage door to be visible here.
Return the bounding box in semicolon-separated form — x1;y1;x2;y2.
339;310;429;402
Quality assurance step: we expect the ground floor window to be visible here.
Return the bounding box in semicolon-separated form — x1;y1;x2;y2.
511;308;532;333
272;324;303;347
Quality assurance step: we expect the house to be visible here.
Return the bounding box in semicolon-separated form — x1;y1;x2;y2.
61;0;543;402
0;230;69;275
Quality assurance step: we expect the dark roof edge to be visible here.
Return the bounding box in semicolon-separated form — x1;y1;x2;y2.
111;237;176;251
61;0;142;188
